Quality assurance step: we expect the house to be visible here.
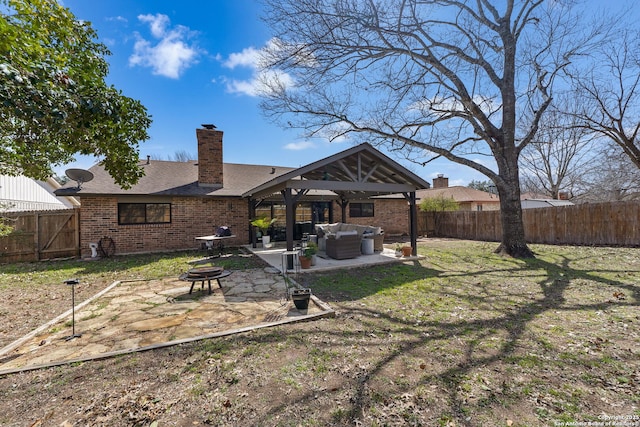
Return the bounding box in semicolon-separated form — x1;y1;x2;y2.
415;175;500;211
56;125;430;257
1;175;79;212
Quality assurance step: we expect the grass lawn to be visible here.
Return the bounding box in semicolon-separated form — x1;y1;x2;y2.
0;239;638;426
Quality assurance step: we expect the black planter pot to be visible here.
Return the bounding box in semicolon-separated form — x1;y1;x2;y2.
291;288;311;310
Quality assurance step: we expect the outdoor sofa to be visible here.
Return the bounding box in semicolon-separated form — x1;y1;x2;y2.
316;222;384;259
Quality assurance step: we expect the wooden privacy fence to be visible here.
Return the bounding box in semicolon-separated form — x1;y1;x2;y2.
420;201;640;246
0;209;80;263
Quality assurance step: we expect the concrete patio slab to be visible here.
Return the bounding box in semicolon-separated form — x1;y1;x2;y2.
246;243;423;273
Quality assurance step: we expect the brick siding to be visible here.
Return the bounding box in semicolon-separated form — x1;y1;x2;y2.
332;199;410;235
79;196;248;257
78;197;411;256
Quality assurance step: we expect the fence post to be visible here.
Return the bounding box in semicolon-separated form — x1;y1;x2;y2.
34;211;40;261
74;208;80;257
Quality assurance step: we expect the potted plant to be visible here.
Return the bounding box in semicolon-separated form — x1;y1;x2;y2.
291;288;312;310
306;242;318;266
401;245;412;257
299;243;317;269
251;216;277;248
394;243;403;257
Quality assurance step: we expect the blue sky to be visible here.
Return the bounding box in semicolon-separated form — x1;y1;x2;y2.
54;0;493;186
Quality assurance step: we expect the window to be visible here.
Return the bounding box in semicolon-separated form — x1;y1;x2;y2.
349;202;374;218
118;203;171;224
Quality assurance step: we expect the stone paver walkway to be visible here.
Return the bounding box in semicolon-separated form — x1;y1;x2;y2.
0;268;332;374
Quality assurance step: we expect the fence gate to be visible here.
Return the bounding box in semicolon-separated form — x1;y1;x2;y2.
0;209;80;263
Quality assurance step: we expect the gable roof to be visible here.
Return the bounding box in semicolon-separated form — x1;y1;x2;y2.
55;160;295;198
416;186;500;203
243;143;431;200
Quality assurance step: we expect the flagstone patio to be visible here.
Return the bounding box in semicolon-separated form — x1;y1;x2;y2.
0;268;333;375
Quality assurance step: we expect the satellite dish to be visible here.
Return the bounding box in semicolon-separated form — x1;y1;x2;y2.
65;168;94;189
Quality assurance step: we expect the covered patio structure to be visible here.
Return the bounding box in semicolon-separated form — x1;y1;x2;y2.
243;143;430;264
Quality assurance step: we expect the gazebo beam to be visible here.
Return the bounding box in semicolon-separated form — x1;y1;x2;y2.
286;180;415;193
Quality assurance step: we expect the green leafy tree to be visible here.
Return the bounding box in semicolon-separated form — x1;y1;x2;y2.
419;196;459;212
419;195;459;237
0;202;14;237
0;0;151;188
0;221;12;237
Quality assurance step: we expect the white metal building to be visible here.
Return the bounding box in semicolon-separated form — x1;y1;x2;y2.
521;199;574;209
0;175;79;212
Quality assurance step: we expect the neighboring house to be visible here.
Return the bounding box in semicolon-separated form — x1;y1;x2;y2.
56;125;429;257
416;175;501;211
0;175;79;212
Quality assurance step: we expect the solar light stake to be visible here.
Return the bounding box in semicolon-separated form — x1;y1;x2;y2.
64;279;82;341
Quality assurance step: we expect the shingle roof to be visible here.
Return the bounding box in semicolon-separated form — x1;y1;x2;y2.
55;160;295;198
55;143;431;200
415;186;500;203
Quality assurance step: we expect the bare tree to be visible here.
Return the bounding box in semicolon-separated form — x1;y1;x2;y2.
261;0;611;257
468;180;494;193
170;151;196;162
576;142;640;202
571;30;640;168
519;96;596;199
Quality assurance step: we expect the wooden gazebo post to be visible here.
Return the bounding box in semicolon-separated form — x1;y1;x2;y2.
409;191;418;256
281;188;307;269
337;195;349;223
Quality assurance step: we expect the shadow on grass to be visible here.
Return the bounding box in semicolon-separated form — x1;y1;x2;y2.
2;243;637;425
239;246;639;426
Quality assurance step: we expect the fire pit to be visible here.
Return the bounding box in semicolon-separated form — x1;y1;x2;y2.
179;266;232;294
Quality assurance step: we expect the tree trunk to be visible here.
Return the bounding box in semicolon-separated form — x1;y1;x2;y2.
495;171;534;258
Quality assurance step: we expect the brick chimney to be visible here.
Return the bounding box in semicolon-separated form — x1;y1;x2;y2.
433;174;449;188
196;124;223;188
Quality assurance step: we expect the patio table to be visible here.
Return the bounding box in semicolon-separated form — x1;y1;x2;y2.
195;234;236;256
179;267;232;294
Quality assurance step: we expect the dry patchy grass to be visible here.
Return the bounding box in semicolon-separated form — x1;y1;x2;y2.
0;240;638;426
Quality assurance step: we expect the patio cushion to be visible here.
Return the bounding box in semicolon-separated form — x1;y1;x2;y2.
316;222;384;239
335;230;358;239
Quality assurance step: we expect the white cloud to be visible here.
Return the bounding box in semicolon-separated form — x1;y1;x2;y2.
284;141;315;150
223;46;261;69
449;178;467;186
226;69;295;97
129;13;200;79
221;38;296;97
225;78;261;97
138;13;169;38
